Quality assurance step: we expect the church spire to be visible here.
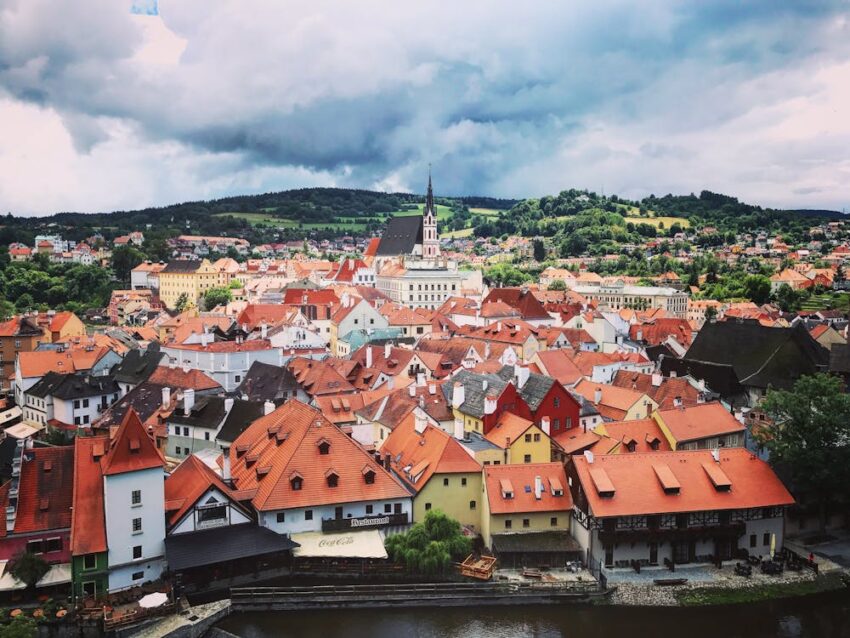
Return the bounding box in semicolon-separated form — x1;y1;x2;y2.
425;165;434;216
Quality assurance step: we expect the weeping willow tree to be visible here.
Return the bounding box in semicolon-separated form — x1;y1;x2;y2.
385;510;472;576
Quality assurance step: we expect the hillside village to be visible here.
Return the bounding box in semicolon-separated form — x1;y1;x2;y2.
0;178;847;629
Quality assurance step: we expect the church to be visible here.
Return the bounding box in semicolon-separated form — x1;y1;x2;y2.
375;173;441;260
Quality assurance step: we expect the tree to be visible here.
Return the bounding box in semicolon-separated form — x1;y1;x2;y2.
174;293;190;313
8;550;49;590
111;245;145;284
703;305;717;323
384;510;471;576
532;238;546;262
774;283;803;312
483;263;532;287
0;615;37;638
756;374;850;532
203;287;232;310
547;279;567;291
743;274;771;305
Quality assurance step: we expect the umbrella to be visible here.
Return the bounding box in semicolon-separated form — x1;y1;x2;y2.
138;592;169;609
770;533;776;560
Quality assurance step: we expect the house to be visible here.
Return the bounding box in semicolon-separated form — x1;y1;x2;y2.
40;373;121;431
158;259;225;309
378;303;434;339
70;437;108;599
496;365;582;438
572;380;658;422
443;369;518;435
329;297;388;356
111;344;166;395
590;418;671;454
380;414;483;528
227;400;412;536
482;412;553;465
652;403;746;450
0;316;45;390
235;361;308;404
568;449;794;569
482;288;553;325
481;463;578;567
609;370;704;411
355;381;454;448
680;320;829;405
14;346;121;407
323;258;375;286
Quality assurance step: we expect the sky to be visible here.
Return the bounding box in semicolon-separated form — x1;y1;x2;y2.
0;0;849;216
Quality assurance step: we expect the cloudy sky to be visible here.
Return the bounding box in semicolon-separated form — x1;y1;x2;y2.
1;0;849;215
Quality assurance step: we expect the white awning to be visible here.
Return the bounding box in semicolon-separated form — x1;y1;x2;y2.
0;561;71;591
291;530;388;559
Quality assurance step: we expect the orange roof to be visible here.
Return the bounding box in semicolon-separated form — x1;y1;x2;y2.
168;340;273;353
229;400;409;511
71;436;108;555
484;412;536;448
484;463;572;515
17;346;109;378
100;409;166;476
147;365;221;391
314;389;391;425
553;429;602;455
609;370;701;411
573;380;651;420
3;446;73;536
654;402;744;445
165;455;243;528
171;317;233;344
594;418;671;454
572;449;794;517
236;305;294;331
534;349;583;385
381;414;481;491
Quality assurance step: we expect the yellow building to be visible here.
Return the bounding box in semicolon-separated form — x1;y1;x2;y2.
477;412;553;465
158;259;222;310
480;462;577;566
381;413;483;529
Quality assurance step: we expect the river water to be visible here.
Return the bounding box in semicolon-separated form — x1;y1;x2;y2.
218;590;850;638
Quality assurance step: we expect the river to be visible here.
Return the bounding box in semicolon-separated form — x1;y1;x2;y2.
218;590;850;638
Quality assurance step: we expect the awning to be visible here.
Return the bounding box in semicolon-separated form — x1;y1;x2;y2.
491;531;583;554
0;561;71;591
165;524;299;571
291;530;387;559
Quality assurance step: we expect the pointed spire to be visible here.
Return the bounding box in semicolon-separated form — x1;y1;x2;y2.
425;165;434;217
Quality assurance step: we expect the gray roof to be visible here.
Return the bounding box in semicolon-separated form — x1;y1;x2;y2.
235;361;301;402
49;373;120;400
111;344;163;385
376;215;422;256
496;365;554;411
442;369;510;418
165;524;298;571
27;372;68;399
161;260;202;273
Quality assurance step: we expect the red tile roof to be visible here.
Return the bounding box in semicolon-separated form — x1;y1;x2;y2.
484;412;536;449
8;446;74;535
100;409;166;476
165;455;242;529
483;288;551;321
572;449;794;517
230;400;409;511
17;347;110;378
534;349;583;385
609;370;701;411
594;418;671;454
71;437;108;555
236;305;293;331
484;462;572;514
148;365;221;391
654;402;745;445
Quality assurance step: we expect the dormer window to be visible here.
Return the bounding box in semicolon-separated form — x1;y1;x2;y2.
362;467;375;485
290;473;303;491
326;469;339;488
317;439;330;455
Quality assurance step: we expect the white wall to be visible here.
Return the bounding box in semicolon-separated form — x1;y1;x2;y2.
259;498;412;536
170;487;252;535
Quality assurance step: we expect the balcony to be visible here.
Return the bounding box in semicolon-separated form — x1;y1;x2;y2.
599;521;745;543
321;512;408;532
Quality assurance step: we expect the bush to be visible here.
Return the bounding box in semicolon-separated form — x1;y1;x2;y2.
385;511;471;576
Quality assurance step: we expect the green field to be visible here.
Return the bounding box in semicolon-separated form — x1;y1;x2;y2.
469;207;502;217
799;292;850;312
389;203;454;221
441;227;475;239
214;212;373;230
624;216;690;229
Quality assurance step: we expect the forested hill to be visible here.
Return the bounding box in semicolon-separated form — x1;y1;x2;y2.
473;189;845;257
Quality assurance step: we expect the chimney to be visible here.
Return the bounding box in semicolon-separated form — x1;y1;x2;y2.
366;346;373;369
594;387;602;405
264;400;275;416
515;365;530;389
497;321;502;332
482;379;488;392
222;446;232;483
418;395;425;409
416;372;426;387
636;329;643;342
161;387;171;410
534;476;543;501
183;388;195;416
414;412;428;434
384;452;391;469
261;322;268;339
384;342;392;359
428;383;436;395
454;416;464;441
387;376;395;390
651;373;663;387
697;393;706;404
484;394;497;416
484;341;491;360
224;397;234;414
182;363;191;374
673;396;683;408
451;382;465;409
541;416;551;436
408;385;416;397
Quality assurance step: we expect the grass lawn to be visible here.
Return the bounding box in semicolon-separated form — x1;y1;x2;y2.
215;212;281;224
441;227;475;239
214;212;372;230
469;207;503;217
675;573;845;606
389;203;454;221
624;216;690;229
800;292;850;312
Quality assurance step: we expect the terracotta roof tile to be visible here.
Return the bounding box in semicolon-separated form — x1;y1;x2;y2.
484;463;572;514
71;436;107;555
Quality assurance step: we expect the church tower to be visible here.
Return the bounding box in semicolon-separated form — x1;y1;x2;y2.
422;170;440;259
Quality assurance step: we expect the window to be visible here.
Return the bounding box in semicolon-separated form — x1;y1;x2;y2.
523;518;530;528
550;517;558;527
83;399;89;408
276;512;285;523
443;477;449;487
425;503;432;511
327;473;339;488
175;446;182;455
131;490;141;506
75;416;81;425
83;554;97;570
504;520;512;529
364;470;375;485
469;500;476;510
524;454;531;463
132;518;142;533
533;433;541;442
291;477;303;491
461;477;467;487
384;504;392;514
366;505;373;515
749;534;757;548
183;427;189;436
132;571;144;581
763;533;770;546
235;375;241;383
524;434;532;443
204;432;210;441
318;441;330;455
133;545;142;559
45;537;62;552
74;400;80;409
553;397;560;408
304;510;313;521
